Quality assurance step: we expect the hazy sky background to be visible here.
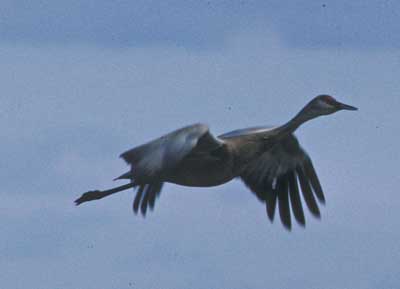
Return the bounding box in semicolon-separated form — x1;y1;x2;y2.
1;1;399;289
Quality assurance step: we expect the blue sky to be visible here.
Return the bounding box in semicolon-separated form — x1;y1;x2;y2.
2;1;400;48
1;2;399;289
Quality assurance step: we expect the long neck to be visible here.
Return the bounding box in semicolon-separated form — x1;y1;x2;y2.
271;104;317;139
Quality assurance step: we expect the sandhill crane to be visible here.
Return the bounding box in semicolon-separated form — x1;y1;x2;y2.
75;95;357;230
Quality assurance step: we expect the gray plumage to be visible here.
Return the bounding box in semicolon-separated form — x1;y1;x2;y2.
75;95;357;230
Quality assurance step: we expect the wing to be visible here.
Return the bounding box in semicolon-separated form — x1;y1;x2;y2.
239;133;325;230
219;126;275;139
118;123;223;215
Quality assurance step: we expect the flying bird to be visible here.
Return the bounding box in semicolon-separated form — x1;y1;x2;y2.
75;95;357;230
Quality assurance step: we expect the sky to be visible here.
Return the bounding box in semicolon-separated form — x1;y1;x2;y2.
1;1;399;289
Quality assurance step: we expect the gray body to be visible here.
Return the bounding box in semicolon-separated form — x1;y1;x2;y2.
75;95;357;230
165;126;265;187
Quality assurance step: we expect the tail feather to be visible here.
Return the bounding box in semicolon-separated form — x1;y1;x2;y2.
113;171;132;181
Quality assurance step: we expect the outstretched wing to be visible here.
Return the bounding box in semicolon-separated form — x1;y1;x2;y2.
119;123;223;215
238;130;325;230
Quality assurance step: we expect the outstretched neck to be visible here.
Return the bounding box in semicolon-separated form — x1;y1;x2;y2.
273;104;316;138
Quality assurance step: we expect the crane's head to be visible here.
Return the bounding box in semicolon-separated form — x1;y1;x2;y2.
305;95;358;117
286;95;357;133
